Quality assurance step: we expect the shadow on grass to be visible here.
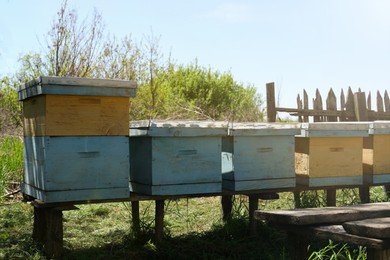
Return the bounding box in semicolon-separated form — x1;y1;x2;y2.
62;218;288;260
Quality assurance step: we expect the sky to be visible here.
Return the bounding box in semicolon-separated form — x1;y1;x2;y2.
1;0;390;110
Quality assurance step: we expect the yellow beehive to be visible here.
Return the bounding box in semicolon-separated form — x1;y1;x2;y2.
295;122;369;187
18;76;136;136
363;121;390;184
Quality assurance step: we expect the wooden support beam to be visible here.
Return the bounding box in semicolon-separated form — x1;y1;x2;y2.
248;194;259;235
326;189;337;206
359;187;370;204
33;207;63;259
155;200;165;243
266;82;276;122
221;195;233;221
131;201;141;236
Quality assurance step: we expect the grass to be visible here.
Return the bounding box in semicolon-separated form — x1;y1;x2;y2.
0;136;23;202
0;136;389;259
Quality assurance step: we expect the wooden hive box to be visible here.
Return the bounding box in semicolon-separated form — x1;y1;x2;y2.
129;121;228;195
296;122;369;187
22;136;130;202
18;76;136;136
363;121;390;184
222;123;300;191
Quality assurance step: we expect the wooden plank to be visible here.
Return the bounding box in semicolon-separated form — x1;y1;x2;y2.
297;94;302;123
255;202;390;225
313;89;323;122
367;91;372;111
326;88;337;122
354;92;368;121
385;90;390;113
276;107;354;117
266;82;277;122
294;225;390;250
303;90;309;122
343;217;390;239
377;91;384;112
346;87;355;121
340;88;346;121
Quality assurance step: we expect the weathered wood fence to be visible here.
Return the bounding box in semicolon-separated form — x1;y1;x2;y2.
266;82;390;123
266;82;390;206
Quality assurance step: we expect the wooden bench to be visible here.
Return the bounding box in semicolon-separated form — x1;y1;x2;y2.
255;202;390;260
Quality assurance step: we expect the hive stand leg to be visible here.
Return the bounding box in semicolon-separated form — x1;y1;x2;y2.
359;187;370;203
367;248;390;260
326;189;336;206
33;207;47;244
293;191;301;208
45;208;63;259
384;185;390;198
248;194;258;235
131;201;141;236
287;232;309;260
33;207;63;259
221;195;233;221
155;200;165;243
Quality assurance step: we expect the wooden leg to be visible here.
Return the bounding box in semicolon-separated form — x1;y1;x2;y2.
131;201;141;236
326;189;336;206
293;191;301;208
45;208;63;259
287;232;309;260
384;185;390;198
367;248;390;260
221;195;233;221
359;187;370;203
248;194;258;236
155;200;165;243
33;207;46;244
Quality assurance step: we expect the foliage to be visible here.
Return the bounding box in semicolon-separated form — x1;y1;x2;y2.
0;1;263;125
0;136;23;200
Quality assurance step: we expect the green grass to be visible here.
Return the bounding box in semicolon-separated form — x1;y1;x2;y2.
0;136;24;201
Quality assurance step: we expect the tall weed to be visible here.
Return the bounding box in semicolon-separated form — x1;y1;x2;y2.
0;136;23;199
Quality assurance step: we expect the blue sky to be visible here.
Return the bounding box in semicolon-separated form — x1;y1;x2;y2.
1;0;390;109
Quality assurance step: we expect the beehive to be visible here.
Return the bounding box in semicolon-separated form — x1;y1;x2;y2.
129;121;228;195
222;123;300;191
18;76;136;136
363;121;390;184
19;76;136;202
296;122;369;187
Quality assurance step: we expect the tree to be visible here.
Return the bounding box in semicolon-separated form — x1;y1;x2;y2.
46;0;104;77
1;0;263;129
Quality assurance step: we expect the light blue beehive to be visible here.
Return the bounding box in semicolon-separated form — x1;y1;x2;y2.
129;120;229;195
223;123;301;191
19;77;136;203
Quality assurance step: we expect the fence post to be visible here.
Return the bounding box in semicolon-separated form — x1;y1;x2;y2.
266;82;276;122
354;92;368;121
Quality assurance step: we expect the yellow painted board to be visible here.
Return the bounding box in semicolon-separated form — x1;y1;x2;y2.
295;137;363;178
363;135;390;175
23;95;129;136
